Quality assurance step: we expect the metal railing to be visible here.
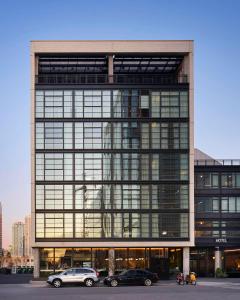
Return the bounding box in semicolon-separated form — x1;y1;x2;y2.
35;74;188;85
195;159;240;166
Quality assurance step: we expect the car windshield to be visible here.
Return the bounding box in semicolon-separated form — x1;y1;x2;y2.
119;270;128;276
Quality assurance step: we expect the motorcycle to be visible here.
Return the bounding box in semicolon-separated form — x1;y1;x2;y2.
176;273;185;285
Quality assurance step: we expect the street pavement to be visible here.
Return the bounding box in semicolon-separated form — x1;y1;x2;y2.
0;274;32;284
0;277;240;300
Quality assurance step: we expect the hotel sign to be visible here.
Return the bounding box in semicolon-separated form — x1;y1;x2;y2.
215;238;227;243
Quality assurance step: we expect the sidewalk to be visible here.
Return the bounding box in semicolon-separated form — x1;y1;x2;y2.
29;277;240;288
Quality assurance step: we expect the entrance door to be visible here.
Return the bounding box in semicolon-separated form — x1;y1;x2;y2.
150;257;169;279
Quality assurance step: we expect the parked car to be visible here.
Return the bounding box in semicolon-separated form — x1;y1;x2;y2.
104;269;159;287
47;267;99;288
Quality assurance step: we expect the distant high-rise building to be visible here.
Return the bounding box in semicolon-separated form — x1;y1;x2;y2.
24;215;32;257
0;202;2;256
12;222;24;257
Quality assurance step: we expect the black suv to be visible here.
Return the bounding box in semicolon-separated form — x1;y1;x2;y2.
104;269;158;287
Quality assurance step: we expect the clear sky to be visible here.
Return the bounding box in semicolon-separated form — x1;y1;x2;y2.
0;0;240;247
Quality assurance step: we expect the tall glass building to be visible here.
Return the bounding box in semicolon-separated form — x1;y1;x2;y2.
31;40;194;278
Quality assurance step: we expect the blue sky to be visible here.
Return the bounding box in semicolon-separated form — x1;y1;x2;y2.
0;0;240;247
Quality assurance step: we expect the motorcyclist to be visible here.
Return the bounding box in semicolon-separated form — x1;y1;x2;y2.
176;272;184;285
190;272;197;285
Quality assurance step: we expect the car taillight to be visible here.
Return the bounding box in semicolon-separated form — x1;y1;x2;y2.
96;272;100;277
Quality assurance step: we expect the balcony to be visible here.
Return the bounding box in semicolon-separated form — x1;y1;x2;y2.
195;159;240;166
35;73;188;85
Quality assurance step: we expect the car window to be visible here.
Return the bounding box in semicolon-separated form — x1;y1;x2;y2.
126;270;136;276
119;270;128;276
136;270;145;275
82;269;94;273
75;269;85;274
65;269;75;275
75;268;94;274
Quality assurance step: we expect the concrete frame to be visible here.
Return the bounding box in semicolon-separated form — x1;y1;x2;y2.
31;40;194;251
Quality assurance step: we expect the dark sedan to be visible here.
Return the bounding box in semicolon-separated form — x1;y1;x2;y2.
104;269;159;287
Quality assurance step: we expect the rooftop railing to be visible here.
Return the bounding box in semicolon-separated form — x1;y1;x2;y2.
35;74;188;85
195;159;240;166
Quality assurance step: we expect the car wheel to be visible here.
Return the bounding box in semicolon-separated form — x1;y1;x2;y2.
144;278;152;286
110;279;118;287
84;278;94;287
53;279;62;288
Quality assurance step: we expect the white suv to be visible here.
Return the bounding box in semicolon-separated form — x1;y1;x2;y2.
47;268;99;288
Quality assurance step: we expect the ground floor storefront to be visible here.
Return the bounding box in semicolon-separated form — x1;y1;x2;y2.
190;247;240;277
34;247;184;279
33;246;240;278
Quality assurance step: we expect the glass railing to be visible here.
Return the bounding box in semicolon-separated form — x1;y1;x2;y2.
195;159;240;166
35;74;188;85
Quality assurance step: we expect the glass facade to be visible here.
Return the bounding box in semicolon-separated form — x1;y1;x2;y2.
195;168;240;244
35;89;189;241
39;247;182;278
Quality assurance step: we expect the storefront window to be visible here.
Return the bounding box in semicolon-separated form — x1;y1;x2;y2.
128;249;146;269
224;249;240;274
40;248;54;277
92;248;108;276
115;249;128;272
54;248;73;271
73;248;92;268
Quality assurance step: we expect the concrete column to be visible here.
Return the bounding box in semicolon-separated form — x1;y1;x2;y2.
214;248;222;273
108;248;115;276
108;55;114;83
183;247;190;276
33;248;40;278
